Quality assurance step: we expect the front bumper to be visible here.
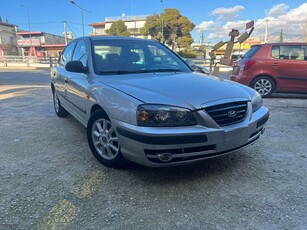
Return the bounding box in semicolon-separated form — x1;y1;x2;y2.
114;106;269;167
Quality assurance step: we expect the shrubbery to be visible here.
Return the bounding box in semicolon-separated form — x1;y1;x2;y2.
178;49;198;58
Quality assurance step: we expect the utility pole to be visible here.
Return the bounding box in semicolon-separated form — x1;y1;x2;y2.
63;20;68;44
20;4;33;63
279;28;284;43
160;0;164;44
264;19;269;43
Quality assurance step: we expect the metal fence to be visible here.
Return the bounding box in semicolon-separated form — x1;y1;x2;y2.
0;56;58;68
0;55;232;72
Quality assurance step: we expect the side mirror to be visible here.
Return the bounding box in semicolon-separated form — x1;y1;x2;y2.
65;61;87;74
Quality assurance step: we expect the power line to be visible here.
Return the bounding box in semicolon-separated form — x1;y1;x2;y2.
66;22;78;38
15;21;63;25
66;21;83;26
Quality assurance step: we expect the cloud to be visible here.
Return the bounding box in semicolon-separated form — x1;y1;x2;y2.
277;3;307;21
195;21;215;33
261;3;307;41
195;3;307;43
211;5;245;21
266;3;289;17
207;20;250;40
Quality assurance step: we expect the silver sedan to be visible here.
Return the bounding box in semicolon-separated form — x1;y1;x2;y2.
51;36;269;168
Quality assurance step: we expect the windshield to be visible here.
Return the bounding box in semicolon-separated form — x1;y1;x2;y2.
91;39;192;75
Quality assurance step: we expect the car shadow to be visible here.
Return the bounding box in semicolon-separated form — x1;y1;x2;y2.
270;92;307;99
117;152;250;185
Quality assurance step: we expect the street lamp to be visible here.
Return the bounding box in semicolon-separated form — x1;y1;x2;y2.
20;4;33;57
69;0;91;37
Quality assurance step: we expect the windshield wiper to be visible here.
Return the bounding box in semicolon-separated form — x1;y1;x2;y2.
145;68;183;73
99;70;136;75
98;69;183;75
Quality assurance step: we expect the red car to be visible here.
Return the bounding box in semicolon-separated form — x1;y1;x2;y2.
230;43;307;97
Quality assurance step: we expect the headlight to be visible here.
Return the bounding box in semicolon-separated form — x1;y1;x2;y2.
137;104;197;127
251;92;263;112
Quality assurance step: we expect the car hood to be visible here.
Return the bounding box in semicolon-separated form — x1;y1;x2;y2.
98;72;252;110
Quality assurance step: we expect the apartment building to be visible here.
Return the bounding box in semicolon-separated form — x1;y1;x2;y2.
0;21;18;56
17;31;66;57
89;15;150;38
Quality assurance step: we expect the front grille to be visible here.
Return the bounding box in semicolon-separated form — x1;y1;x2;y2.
204;101;248;126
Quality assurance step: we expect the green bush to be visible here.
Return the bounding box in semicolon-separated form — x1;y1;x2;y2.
178;49;198;58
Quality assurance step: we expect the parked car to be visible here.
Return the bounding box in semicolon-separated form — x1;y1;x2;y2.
51;36;269;168
231;51;245;61
231;43;307;97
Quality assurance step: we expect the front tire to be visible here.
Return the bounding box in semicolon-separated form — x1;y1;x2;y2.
250;76;276;97
53;91;69;117
87;110;126;168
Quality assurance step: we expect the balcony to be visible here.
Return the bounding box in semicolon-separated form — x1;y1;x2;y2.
17;39;41;47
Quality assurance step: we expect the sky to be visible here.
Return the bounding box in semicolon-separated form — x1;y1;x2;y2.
1;0;307;43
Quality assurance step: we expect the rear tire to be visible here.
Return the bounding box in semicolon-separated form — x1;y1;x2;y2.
53;91;69;117
87;109;126;168
250;76;275;97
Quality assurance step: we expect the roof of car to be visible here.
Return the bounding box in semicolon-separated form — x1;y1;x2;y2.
260;42;307;46
88;36;154;42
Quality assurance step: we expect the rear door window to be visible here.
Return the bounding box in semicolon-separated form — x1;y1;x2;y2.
271;45;305;60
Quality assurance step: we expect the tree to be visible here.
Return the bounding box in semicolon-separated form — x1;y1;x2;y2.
141;14;161;40
106;20;131;37
142;8;195;49
177;36;194;49
161;8;195;49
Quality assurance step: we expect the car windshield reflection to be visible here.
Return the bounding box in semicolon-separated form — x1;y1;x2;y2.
92;39;191;75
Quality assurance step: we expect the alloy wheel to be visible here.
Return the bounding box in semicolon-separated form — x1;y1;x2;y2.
254;79;272;96
91;118;119;160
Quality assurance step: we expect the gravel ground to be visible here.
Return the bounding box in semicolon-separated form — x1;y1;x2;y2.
0;70;306;229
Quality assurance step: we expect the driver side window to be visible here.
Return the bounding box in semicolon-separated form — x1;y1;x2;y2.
59;42;76;66
72;40;87;67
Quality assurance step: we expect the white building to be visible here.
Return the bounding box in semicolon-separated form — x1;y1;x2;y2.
89;15;151;38
0;21;18;56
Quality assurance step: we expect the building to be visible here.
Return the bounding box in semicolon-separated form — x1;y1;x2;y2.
0;21;18;56
89;15;150;38
17;31;66;57
89;22;107;36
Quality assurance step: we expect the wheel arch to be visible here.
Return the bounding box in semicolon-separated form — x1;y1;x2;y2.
90;104;109;119
249;74;277;88
51;83;55;94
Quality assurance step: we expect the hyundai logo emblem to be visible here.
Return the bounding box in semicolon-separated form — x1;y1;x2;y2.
227;110;237;118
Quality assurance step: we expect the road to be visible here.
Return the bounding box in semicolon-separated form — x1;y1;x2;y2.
0;69;307;229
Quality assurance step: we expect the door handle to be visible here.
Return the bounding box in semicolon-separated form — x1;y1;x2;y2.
272;63;279;67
